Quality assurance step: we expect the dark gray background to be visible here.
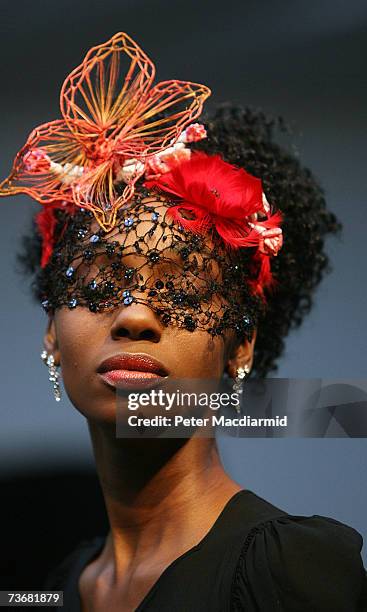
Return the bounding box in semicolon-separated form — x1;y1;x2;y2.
0;0;366;563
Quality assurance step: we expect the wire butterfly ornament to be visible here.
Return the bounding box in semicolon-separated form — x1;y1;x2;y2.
0;32;211;232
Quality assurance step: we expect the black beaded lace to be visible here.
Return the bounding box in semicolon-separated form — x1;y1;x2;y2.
38;187;262;340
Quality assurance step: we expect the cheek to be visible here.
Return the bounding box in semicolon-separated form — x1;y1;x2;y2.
167;329;226;379
54;309;108;416
56;313;92;368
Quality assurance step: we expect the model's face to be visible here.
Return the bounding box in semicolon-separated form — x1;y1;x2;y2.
44;198;256;424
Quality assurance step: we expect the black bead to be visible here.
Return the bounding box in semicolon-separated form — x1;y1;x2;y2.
180;247;190;260
149;251;160;263
83;249;94;261
124;268;134;280
173;291;186;305
104;281;115;292
184;315;196;331
105;244;115;256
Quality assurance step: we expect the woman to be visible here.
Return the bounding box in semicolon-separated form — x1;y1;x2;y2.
1;32;366;611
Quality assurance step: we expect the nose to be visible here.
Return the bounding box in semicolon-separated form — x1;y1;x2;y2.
110;302;163;343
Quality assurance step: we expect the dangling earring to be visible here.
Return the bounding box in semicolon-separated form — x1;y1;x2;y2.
232;364;250;414
40;350;61;402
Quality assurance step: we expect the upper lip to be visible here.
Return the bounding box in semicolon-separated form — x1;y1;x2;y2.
97;353;169;376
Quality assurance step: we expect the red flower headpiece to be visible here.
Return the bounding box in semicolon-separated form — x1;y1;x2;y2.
145;151;283;297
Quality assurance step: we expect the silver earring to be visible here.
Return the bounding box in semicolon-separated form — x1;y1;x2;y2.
232;365;250;414
41;350;61;402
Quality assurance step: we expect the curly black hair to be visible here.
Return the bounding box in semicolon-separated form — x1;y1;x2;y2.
17;104;341;377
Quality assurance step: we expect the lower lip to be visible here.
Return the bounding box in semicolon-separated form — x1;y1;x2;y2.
99;369;166;390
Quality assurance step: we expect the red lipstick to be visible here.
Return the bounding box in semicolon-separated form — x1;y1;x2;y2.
97;353;169;390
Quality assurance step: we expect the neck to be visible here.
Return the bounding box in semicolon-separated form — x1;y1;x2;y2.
87;421;242;576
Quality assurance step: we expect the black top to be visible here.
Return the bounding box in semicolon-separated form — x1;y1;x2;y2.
43;489;367;611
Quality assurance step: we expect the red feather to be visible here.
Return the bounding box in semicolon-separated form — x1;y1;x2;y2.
144;151;264;246
165;203;211;234
249;252;274;300
35;201;76;268
36;207;57;268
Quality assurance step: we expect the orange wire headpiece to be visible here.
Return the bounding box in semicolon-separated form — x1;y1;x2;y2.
0;32;211;231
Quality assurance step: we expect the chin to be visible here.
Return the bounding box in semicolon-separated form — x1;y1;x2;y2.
65;383;118;425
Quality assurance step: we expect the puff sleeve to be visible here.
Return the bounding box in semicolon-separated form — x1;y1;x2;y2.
231;515;367;611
